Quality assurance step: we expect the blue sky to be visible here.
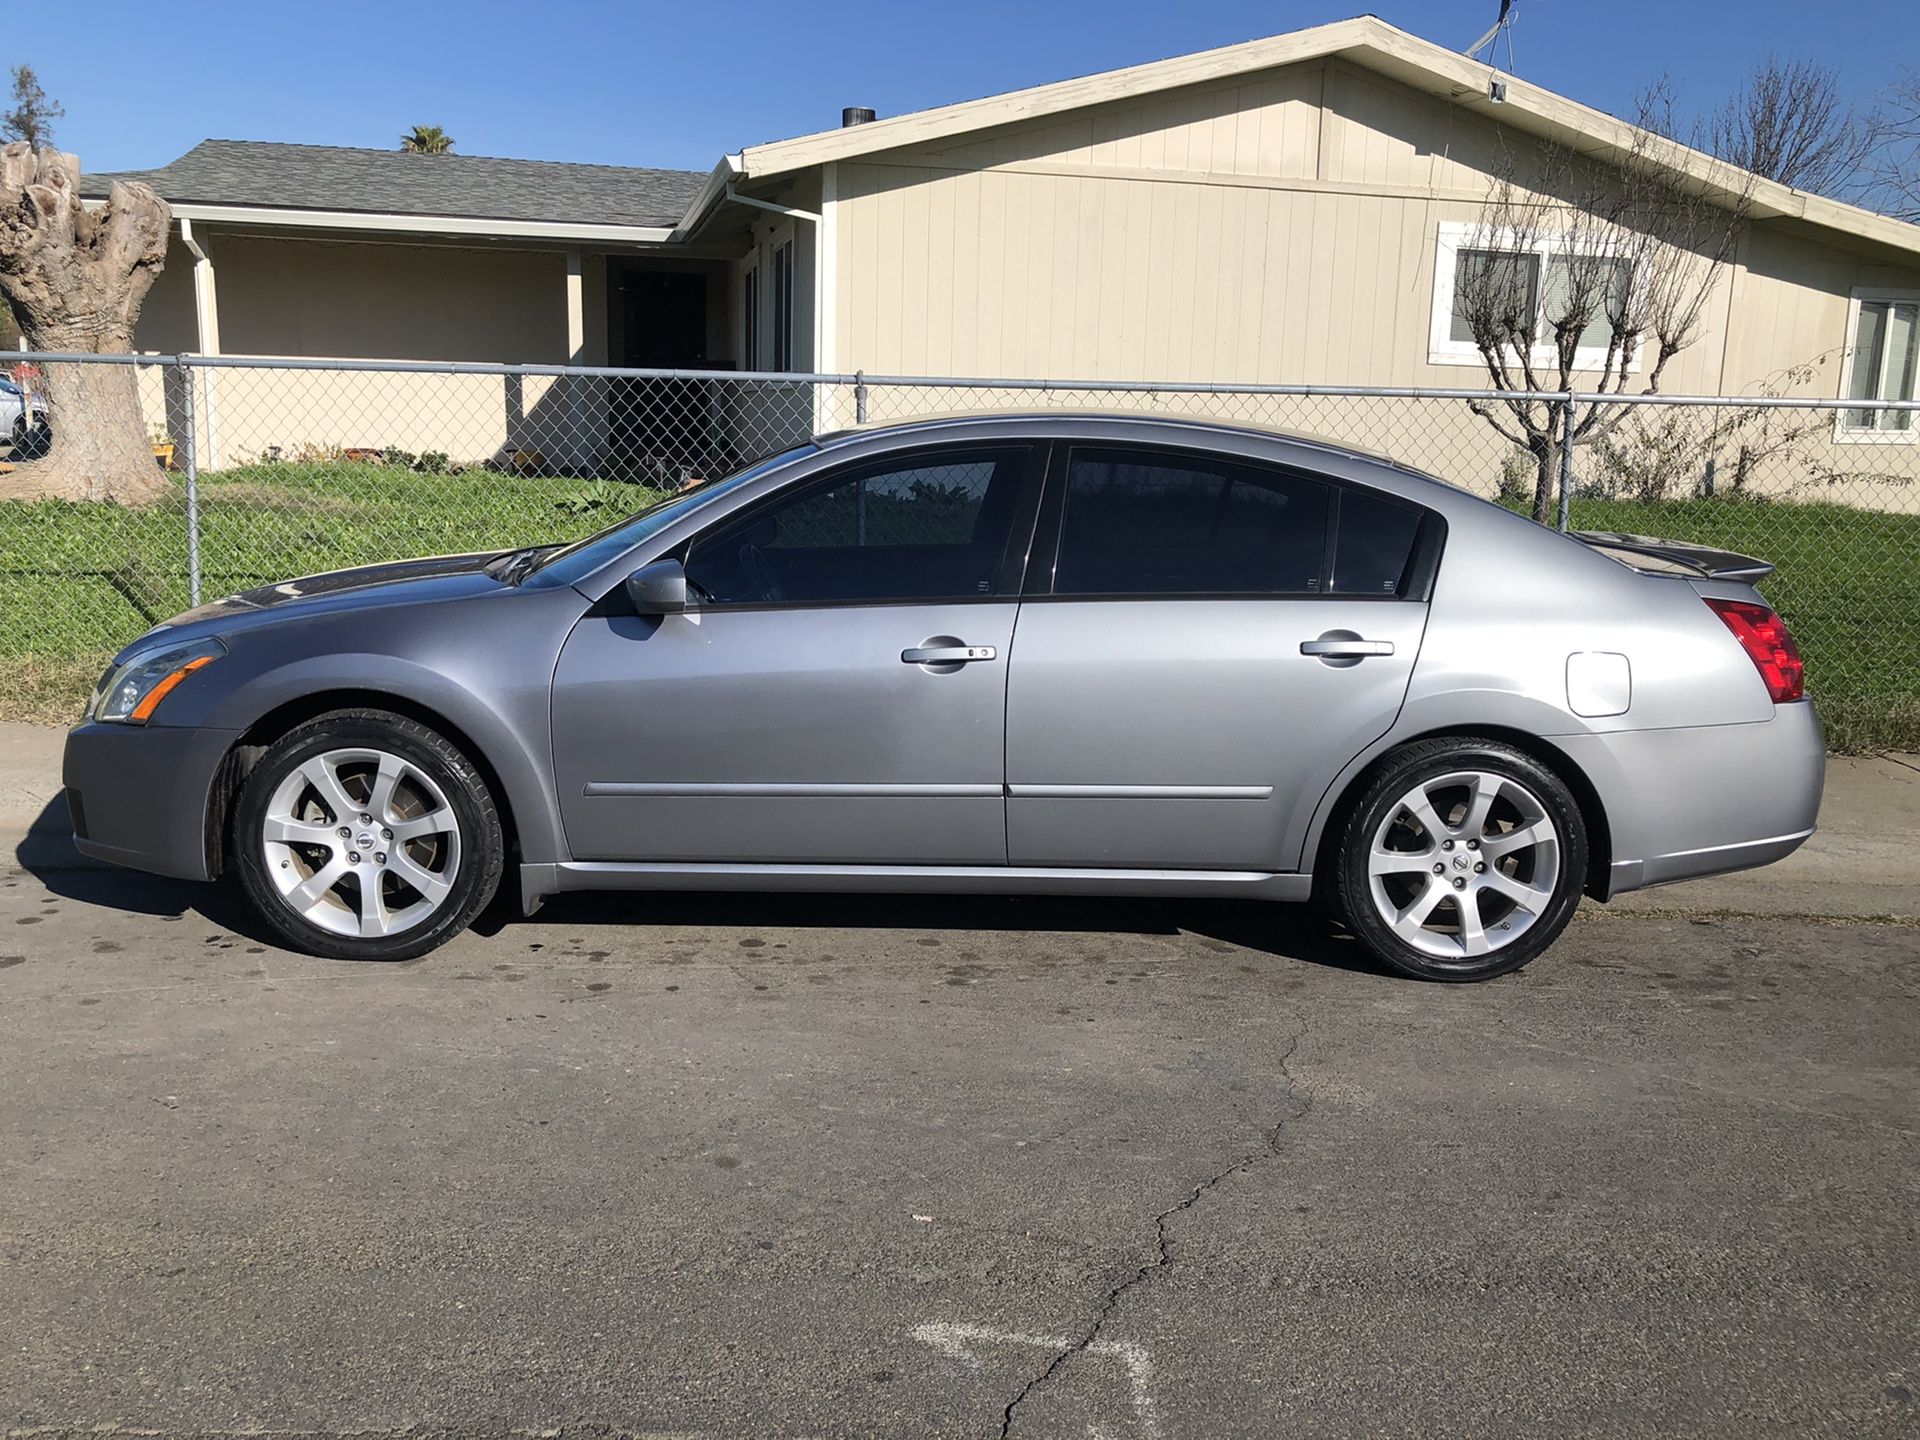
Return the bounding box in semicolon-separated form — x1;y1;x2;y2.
27;0;1917;176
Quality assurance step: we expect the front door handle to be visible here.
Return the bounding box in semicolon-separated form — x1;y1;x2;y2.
902;644;998;665
1300;638;1395;658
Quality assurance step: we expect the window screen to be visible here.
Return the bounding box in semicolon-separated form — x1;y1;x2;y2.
1054;450;1331;596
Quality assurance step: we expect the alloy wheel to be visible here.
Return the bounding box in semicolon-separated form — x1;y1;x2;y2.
258;746;462;939
1365;769;1562;965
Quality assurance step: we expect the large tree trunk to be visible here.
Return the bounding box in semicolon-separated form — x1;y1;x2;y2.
0;144;171;504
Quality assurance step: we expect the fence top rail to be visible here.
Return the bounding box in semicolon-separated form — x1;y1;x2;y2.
8;351;1919;412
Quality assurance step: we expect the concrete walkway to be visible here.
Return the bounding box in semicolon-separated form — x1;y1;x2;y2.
4;721;1915;919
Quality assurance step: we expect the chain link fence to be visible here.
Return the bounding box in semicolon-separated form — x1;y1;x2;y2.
1;353;1914;749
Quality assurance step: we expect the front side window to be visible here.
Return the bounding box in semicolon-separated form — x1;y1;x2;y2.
1843;295;1918;434
1052;449;1332;596
686;447;1031;605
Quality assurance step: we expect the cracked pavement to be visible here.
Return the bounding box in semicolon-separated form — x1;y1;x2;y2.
2;862;1916;1438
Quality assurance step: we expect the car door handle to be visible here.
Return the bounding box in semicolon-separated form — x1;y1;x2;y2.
1300;639;1395;658
902;644;998;665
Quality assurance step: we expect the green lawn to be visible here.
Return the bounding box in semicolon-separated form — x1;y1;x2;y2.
1;465;1914;750
0;461;666;722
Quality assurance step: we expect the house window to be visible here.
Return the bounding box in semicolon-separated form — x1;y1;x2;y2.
1430;222;1633;371
741;261;761;371
770;238;795;371
1841;293;1919;436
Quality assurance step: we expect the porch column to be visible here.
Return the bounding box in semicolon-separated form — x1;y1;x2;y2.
565;248;586;470
179;217;222;468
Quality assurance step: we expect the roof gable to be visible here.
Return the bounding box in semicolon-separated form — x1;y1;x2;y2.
736;15;1920;262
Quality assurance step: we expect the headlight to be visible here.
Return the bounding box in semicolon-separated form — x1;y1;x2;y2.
93;637;227;724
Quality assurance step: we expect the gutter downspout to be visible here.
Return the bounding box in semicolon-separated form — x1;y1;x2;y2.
178;217;221;469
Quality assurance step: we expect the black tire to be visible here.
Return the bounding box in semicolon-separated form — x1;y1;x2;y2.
1330;738;1587;982
12;416;51;459
232;709;503;960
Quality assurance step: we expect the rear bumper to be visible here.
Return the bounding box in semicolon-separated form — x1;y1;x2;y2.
1557;701;1825;898
62;721;242;881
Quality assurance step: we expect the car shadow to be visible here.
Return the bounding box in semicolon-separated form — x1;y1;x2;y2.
13;794;1393;978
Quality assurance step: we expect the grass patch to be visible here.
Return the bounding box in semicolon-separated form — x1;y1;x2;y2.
0;466;1912;749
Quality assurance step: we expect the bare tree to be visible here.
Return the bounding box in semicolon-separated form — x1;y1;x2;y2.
1457;90;1756;523
1864;68;1920;221
1707;54;1873;199
1;65;64;149
0;145;172;503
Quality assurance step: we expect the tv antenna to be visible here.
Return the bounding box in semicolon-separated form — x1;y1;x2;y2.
1465;0;1518;70
1465;0;1518;103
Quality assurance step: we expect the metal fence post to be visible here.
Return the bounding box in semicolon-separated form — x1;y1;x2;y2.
1556;394;1575;534
177;357;202;606
854;370;869;424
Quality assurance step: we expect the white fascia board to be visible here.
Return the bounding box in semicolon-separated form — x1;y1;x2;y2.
163;202;676;245
667;155;744;240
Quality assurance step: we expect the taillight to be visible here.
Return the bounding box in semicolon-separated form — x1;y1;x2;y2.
1704;597;1804;703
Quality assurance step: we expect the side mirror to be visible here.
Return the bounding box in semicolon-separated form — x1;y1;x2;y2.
624;557;689;614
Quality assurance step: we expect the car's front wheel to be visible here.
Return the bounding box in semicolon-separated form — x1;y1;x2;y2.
232;709;503;960
1331;738;1588;982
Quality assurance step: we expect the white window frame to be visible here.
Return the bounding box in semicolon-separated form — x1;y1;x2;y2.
1428;221;1640;373
740;250;761;372
1835;287;1920;444
769;227;797;373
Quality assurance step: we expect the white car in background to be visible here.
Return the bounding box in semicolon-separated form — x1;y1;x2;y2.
0;374;51;456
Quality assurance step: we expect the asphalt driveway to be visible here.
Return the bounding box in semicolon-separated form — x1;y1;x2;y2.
2;857;1915;1439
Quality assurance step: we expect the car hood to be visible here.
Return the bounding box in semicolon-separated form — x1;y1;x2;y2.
129;552;513;651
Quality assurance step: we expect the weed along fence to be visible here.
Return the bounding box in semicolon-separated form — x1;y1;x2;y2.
1;352;1915;749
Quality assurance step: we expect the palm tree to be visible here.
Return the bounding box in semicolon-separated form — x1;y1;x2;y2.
400;125;454;155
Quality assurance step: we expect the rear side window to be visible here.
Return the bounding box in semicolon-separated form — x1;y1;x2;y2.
1053;449;1332;596
1331;487;1423;594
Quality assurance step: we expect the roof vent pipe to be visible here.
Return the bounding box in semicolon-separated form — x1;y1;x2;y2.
842;107;877;127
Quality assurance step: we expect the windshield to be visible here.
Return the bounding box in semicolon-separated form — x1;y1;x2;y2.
522;446;812;589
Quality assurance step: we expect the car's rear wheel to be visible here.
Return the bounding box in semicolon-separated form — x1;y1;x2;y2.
232;710;503;960
1332;739;1587;982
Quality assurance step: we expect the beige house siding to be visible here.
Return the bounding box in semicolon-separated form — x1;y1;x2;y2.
825;57;1920;499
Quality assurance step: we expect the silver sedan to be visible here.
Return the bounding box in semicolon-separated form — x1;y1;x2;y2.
62;414;1823;981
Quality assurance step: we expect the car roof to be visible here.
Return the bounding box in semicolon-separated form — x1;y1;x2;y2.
815;408;1399;466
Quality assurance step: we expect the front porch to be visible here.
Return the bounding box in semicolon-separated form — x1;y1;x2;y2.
132;223;793;478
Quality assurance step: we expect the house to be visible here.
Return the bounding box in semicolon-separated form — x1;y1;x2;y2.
87;16;1920;486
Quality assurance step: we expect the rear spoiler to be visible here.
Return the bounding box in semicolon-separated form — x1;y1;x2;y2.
1570;531;1774;583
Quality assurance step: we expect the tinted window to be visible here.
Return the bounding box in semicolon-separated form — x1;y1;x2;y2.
686;447;1030;605
1053;449;1331;596
1332;488;1423;595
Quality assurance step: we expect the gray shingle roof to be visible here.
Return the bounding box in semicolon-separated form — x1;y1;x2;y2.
79;139;707;228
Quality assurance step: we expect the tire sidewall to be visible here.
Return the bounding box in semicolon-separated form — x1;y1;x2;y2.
1336;741;1587;982
233;713;502;961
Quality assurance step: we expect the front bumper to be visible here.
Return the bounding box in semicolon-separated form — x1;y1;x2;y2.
63;721;243;881
1557;701;1825;897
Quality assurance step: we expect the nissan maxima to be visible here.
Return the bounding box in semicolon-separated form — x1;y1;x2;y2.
62;414;1823;981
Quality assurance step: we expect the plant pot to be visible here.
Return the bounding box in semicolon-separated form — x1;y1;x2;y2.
151;442;175;471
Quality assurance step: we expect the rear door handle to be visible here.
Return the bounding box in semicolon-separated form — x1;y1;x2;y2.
902;644;998;664
1300;639;1395;658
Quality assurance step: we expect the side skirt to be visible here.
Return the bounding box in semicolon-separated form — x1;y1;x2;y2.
519;861;1312;913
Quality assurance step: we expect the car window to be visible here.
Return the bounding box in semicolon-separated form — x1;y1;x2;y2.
1331;487;1423;595
1053;448;1332;596
522;446;810;589
685;446;1031;605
